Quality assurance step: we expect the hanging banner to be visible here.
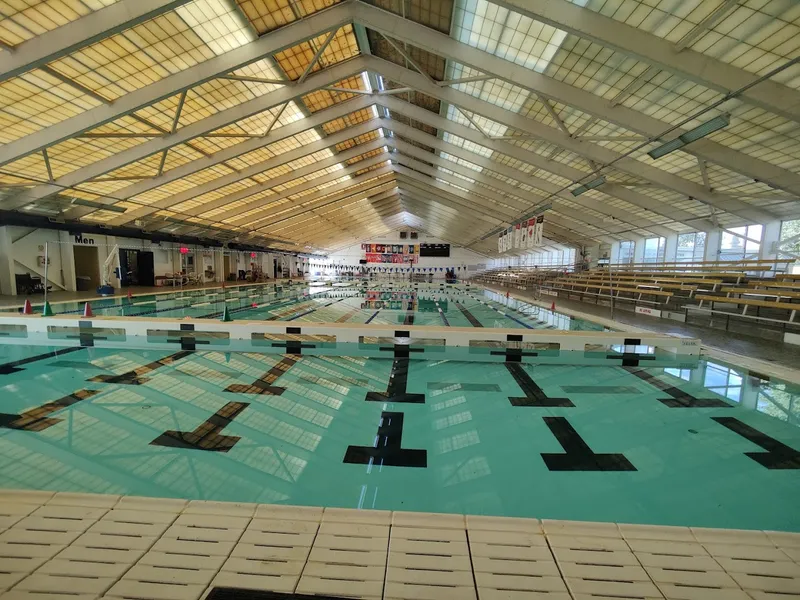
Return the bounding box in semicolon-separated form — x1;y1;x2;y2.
506;227;513;252
498;233;503;254
534;215;545;246
521;220;528;247
527;219;535;249
514;223;521;249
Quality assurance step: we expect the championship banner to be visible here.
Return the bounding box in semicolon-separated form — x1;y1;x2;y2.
514;223;521;249
521;220;527;247
501;231;507;253
527;219;535;249
534;215;544;246
506;227;513;252
498;233;503;253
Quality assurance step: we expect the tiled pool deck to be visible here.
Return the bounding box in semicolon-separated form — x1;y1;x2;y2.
1;490;799;600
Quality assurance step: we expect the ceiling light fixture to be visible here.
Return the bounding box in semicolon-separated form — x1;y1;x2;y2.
571;176;606;197
647;114;730;159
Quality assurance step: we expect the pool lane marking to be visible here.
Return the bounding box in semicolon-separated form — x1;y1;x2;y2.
150;401;248;452
335;305;363;323
624;367;733;408
88;350;195;385
505;363;573;407
434;300;450;326
364;310;380;324
286;298;347;321
0;346;85;375
343;411;427;468
466;294;534;329
711;417;800;469
454;302;483;327
365;357;425;404
224;354;302;395
0;389;101;431
541;416;636;471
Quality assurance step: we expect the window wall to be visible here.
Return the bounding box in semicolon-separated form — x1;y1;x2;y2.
642;237;666;263
677;232;706;262
719;225;762;261
618;240;634;264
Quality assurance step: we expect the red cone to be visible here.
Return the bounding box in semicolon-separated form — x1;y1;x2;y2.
550;301;556;311
127;289;133;301
82;302;93;318
22;299;33;315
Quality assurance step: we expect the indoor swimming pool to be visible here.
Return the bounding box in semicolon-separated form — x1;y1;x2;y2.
7;282;604;331
0;342;797;532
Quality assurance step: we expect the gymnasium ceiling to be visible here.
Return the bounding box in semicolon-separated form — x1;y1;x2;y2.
0;0;798;256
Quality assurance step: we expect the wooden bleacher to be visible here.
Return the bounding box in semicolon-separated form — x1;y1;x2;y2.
472;259;799;337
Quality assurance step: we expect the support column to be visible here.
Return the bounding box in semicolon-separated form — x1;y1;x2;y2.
705;229;722;261
0;227;16;296
760;220;782;273
633;238;645;263
664;233;678;263
58;231;77;292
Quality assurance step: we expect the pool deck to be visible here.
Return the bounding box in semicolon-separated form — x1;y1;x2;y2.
1;490;799;600
0;279;306;310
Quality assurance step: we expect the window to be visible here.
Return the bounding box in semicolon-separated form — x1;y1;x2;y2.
779;219;800;258
643;237;666;263
703;362;742;403
677;232;706;263
618;241;634;264
720;224;762;261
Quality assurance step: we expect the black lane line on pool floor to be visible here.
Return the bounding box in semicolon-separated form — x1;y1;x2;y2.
88;350;195;385
505;363;574;407
365;356;425;404
541;417;637;471
225;355;302;395
435;300;450;326
0;389;101;431
207;589;354;600
0;346;85;375
454;302;483;327
712;417;800;469
343;411;427;468
151;401;249;452
624;367;733;408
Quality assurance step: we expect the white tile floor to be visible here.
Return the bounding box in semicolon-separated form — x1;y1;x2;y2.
1;490;799;600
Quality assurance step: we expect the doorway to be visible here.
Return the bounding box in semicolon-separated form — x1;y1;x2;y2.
273;258;278;279
73;245;100;292
119;249;156;287
138;251;155;287
224;254;231;281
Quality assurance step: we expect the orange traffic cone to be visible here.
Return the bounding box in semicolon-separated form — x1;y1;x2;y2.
82;302;93;318
127;289;133;302
22;299;33;315
550;301;556;311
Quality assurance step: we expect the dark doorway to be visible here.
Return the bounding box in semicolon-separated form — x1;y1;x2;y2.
274;258;278;279
138;251;155;287
119;249;155;287
73;245;100;291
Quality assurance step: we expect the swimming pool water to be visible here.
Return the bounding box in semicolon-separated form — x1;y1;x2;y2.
1;342;798;531
8;282;603;331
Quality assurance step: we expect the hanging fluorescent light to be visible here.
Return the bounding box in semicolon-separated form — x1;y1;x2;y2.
571;175;606;196
648;114;730;159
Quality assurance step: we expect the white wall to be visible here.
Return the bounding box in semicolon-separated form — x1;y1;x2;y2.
322;234;488;277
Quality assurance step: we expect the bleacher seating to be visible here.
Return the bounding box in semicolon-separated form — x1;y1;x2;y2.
473;259;799;337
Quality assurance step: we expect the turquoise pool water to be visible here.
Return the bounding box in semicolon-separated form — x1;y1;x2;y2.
0;342;798;531
7;282;603;331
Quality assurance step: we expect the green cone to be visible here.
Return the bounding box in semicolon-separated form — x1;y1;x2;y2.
221;305;233;322
42;301;54;317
